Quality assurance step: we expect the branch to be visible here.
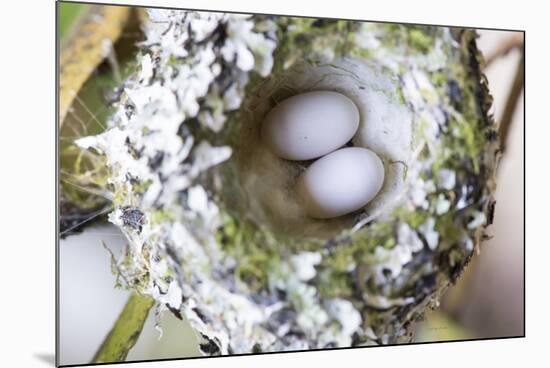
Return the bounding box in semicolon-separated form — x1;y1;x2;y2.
59;5;131;125
484;33;524;68
92;293;155;364
499;51;524;154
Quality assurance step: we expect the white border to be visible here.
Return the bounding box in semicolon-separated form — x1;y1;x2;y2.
3;0;544;367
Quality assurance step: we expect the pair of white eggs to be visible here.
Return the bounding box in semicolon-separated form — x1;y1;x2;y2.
261;91;385;219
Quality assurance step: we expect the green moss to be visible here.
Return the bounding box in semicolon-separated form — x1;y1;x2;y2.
383;237;397;249
409;29;433;53
393;206;429;228
273;17;359;72
216;215;281;291
132;179;152;194
322;222;398;282
431;71;447;87
149;208;175;225
318;269;354;298
351;45;373;60
435;213;463;248
428;30;490;175
377;24;436;55
112;186;129;207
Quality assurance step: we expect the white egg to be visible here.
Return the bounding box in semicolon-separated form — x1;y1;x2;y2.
261;91;360;161
296;147;385;219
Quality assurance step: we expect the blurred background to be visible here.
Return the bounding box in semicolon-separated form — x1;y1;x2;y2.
415;30;524;342
58;4;524;365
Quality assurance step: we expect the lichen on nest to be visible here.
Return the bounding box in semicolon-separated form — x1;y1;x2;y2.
76;9;499;355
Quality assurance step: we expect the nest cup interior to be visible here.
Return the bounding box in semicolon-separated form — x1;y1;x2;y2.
222;58;414;241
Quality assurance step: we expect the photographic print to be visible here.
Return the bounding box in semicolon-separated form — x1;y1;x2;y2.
57;1;524;366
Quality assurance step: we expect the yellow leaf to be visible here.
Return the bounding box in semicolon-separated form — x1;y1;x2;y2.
59;5;132;125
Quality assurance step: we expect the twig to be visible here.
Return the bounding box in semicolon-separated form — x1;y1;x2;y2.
60;5;131;125
499;51;524;154
484;33;524;67
92;293;155;363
